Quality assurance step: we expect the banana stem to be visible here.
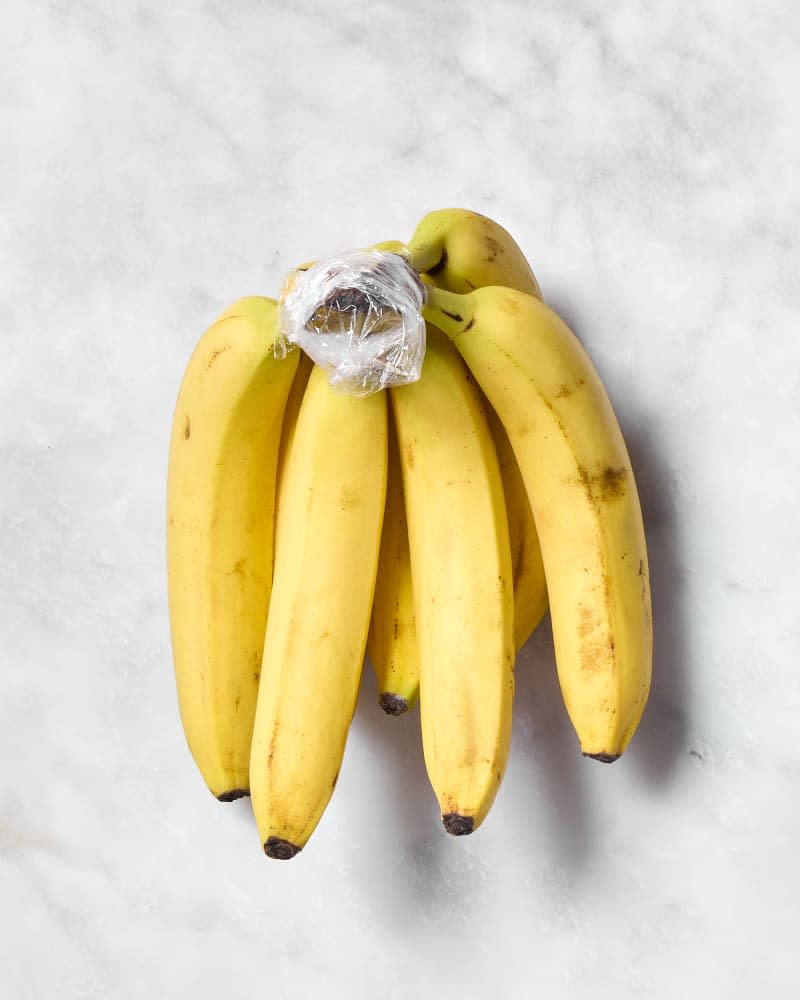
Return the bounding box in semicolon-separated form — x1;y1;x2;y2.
403;236;446;274
421;285;475;338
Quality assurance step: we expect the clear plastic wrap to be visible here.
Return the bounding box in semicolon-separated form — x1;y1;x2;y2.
277;250;426;396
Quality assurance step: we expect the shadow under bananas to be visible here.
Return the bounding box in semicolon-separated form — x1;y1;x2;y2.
346;664;455;924
620;417;692;785
511;622;594;874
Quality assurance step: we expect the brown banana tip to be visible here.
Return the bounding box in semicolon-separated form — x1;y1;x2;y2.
442;813;474;836
264;837;302;861
379;692;409;716
216;788;250;802
583;752;621;764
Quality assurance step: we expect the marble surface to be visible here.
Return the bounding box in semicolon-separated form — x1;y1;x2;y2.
2;1;798;997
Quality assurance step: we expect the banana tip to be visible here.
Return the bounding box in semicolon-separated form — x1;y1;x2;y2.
216;788;250;802
442;813;474;836
583;752;621;764
378;692;409;716
264;837;302;861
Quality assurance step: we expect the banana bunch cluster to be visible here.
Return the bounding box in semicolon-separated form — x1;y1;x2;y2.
167;209;652;860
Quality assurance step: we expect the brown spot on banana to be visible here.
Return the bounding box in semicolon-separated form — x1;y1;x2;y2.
597;466;628;501
578;633;617;676
182;414;191;439
554;378;586;399
441;309;463;324
577;604;597;639
484;235;500;261
206;344;230;369
575;464;629;505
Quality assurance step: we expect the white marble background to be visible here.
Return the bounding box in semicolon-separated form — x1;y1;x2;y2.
2;1;798;997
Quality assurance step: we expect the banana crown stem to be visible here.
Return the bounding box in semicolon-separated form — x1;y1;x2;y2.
421;284;475;337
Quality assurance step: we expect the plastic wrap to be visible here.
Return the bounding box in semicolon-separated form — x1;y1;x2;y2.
277;250;426;396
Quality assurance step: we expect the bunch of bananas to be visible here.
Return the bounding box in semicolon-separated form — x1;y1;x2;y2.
167;209;652;860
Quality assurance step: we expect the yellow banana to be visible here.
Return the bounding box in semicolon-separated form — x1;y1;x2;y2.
167;297;299;800
422;285;652;759
366;409;418;714
486;405;548;650
390;325;514;835
406;208;547;646
367;384;546;719
276;349;314;489
283;222;544;727
249;365;387;859
403;207;542;298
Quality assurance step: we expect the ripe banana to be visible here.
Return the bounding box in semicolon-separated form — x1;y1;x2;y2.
276;349;314;489
366;410;417;715
167;297;299;800
366;211;547;716
367;381;547;718
403;208;542;298
486;405;548;650
405;208;548;647
422;285;652;759
249;364;388;859
390;325;514;835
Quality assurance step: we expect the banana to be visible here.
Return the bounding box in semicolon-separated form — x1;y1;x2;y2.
276;349;314;489
390;325;514;835
486;404;548;650
367;387;546;720
365;213;547;717
422;285;652;759
403;208;542;298
366;408;418;715
167;297;299;800
249;364;387;859
405;208;548;647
